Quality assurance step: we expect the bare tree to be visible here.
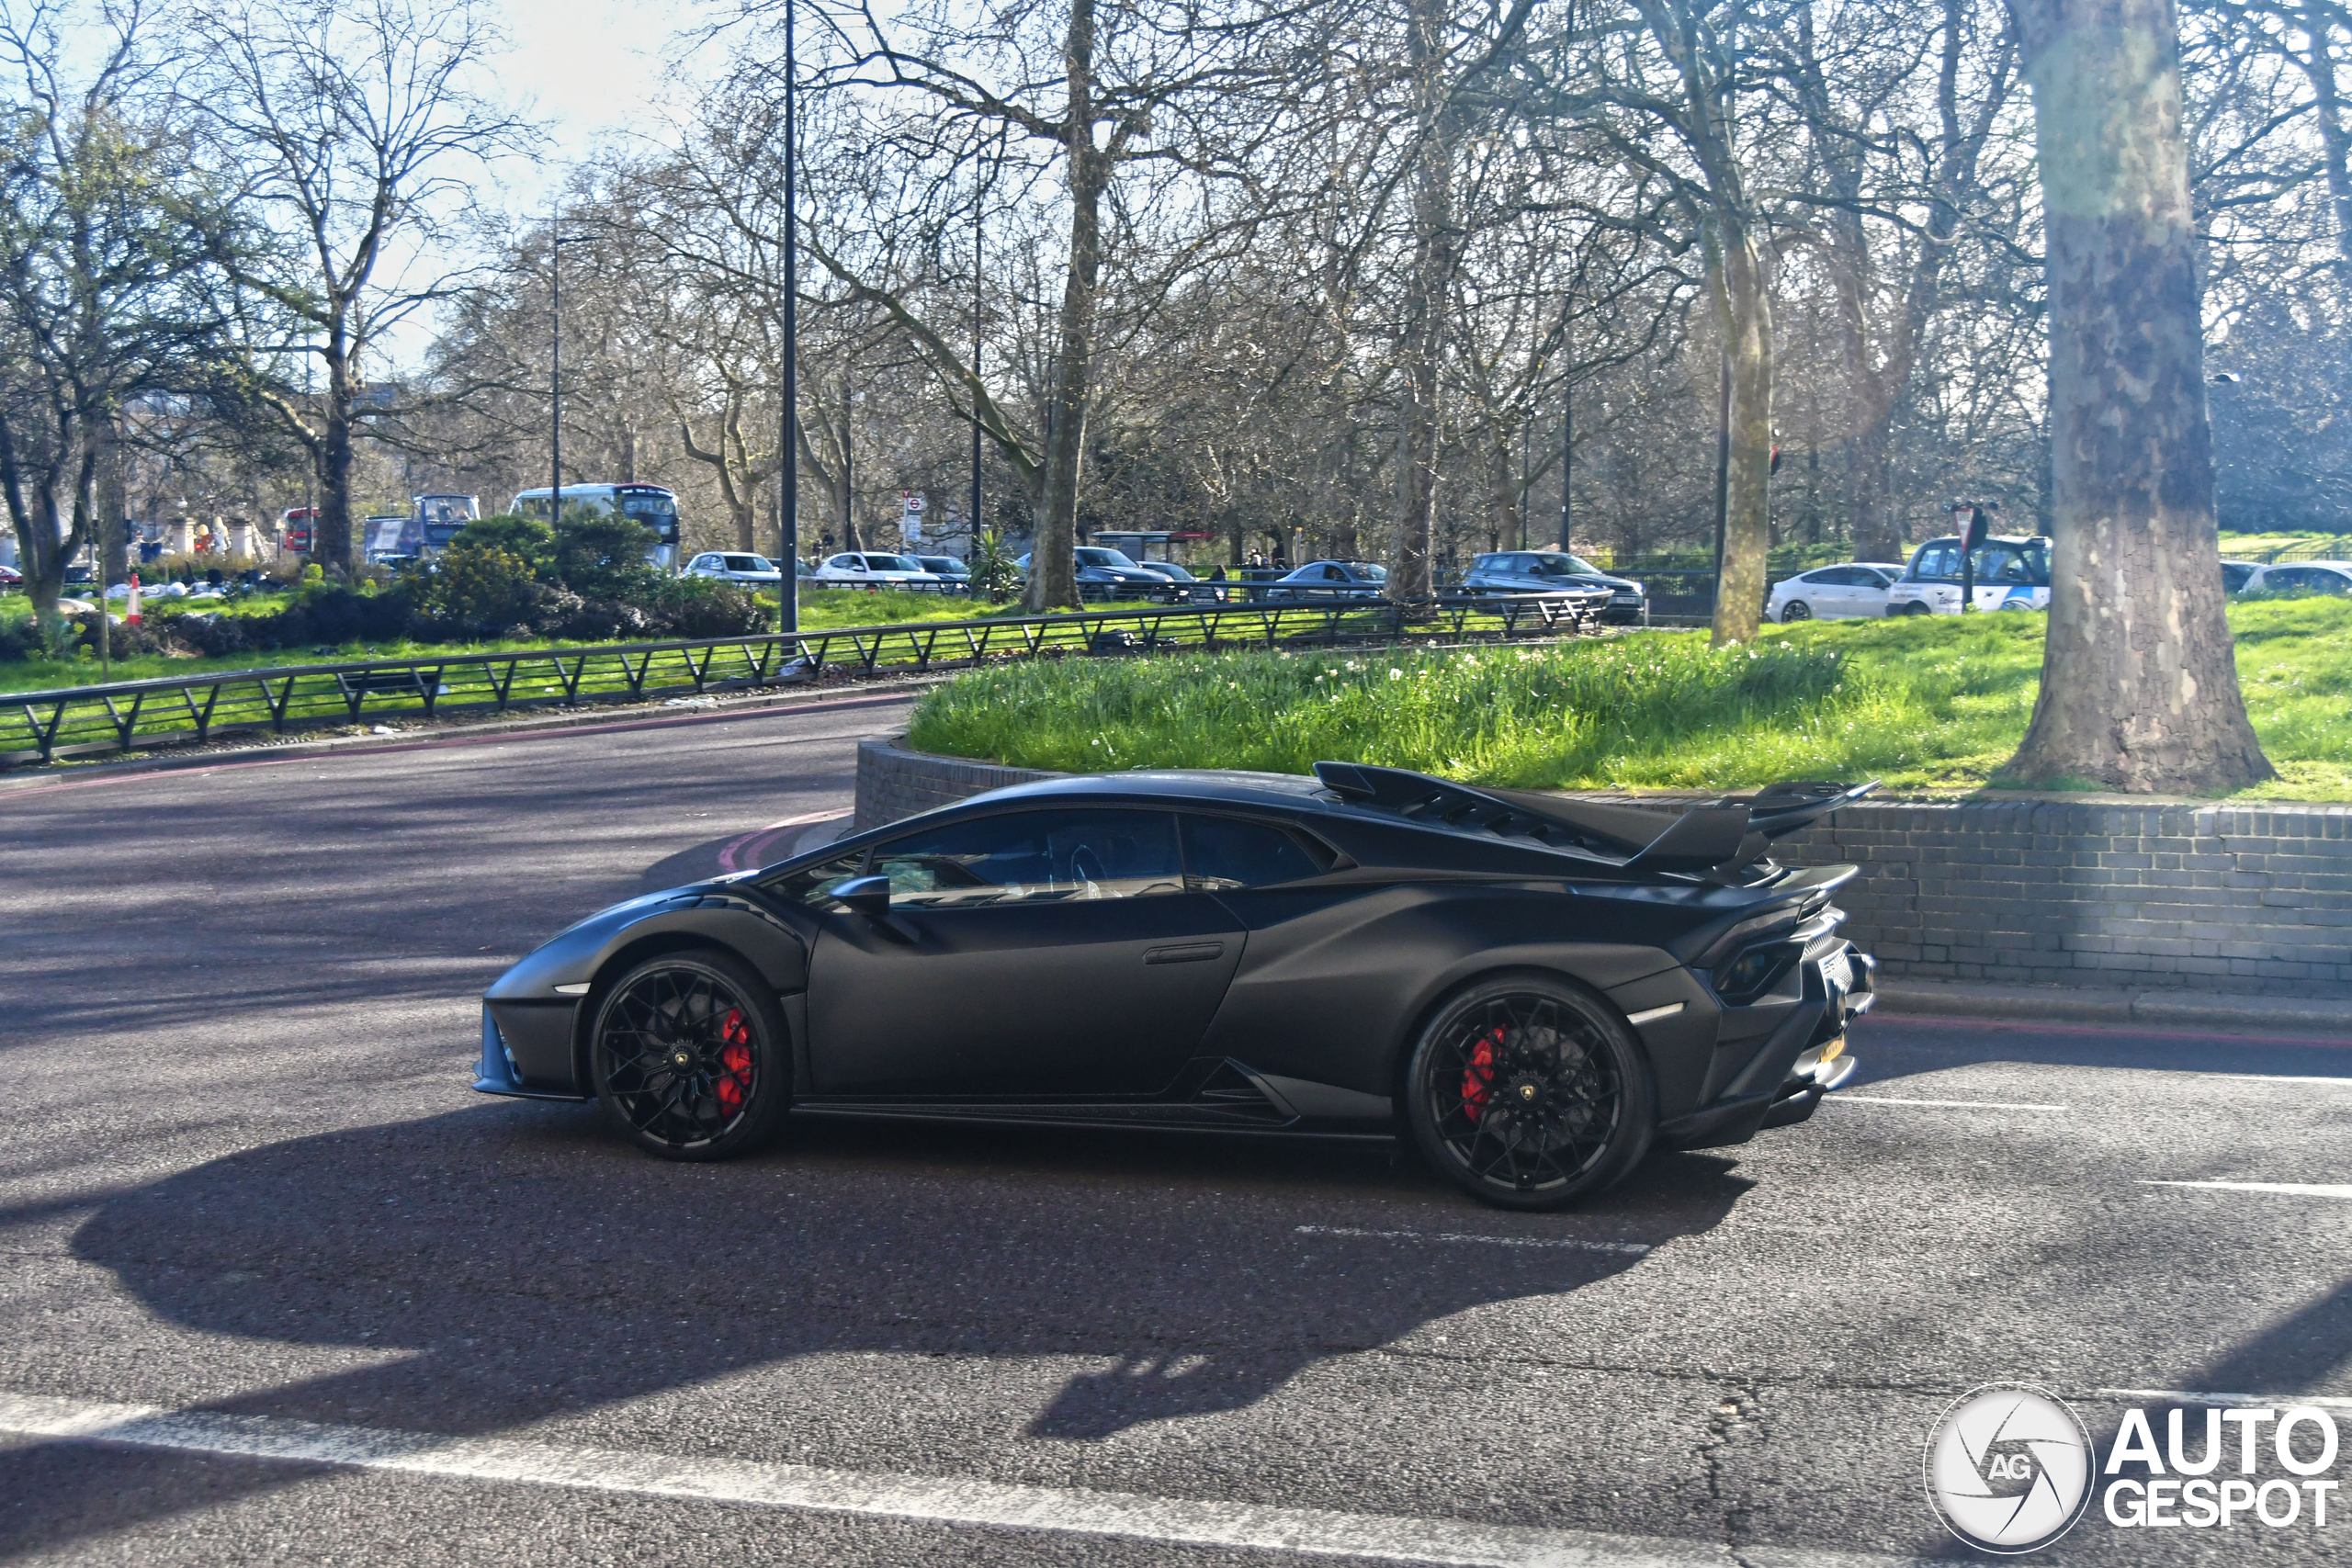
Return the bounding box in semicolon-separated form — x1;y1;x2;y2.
185;0;532;571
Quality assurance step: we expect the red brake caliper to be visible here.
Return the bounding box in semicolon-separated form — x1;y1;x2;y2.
1460;1030;1501;1122
717;1009;752;1112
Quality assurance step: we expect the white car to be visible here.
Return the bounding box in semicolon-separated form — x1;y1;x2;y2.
2241;561;2352;596
684;551;783;585
809;552;946;589
1884;535;2052;615
1767;562;1907;623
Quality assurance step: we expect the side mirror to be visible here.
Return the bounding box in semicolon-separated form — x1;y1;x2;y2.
832;874;893;919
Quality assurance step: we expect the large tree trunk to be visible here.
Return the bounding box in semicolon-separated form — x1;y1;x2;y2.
1024;0;1102;613
318;335;356;574
2005;0;2271;792
1711;227;1775;644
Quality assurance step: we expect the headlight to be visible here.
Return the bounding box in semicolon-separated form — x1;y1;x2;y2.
1627;581;1645;596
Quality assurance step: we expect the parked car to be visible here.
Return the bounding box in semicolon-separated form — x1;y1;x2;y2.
1884;536;2052;615
476;761;1877;1209
685;551;785;586
0;563;20;586
1265;560;1389;602
2242;561;2352;596
2221;559;2262;593
810;552;946;589
1014;547;1175;600
911;555;971;590
1132;559;1222;604
1767;562;1908;623
1463;551;1648;623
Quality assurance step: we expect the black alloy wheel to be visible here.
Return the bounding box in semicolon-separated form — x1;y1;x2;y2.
1405;977;1655;1211
1781;600;1812;623
589;950;789;1161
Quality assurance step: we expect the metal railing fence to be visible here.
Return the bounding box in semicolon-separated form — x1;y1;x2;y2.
5;592;1603;768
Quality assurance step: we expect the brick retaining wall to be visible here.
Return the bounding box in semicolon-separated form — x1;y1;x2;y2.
854;736;2352;998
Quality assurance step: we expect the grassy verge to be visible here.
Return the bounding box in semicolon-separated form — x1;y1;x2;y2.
907;599;2352;800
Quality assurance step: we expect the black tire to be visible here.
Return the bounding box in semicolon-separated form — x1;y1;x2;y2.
1404;976;1656;1211
1903;600;1931;616
588;949;790;1161
1781;600;1812;623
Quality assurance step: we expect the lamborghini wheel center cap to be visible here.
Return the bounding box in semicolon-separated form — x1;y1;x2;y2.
1514;1080;1541;1103
671;1048;694;1072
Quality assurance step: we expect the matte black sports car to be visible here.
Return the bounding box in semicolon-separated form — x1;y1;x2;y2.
478;765;1876;1209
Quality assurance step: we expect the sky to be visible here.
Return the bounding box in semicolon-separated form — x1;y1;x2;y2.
490;0;681;206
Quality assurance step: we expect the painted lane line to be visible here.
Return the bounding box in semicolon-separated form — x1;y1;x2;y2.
2096;1388;2352;1412
1295;1225;1651;1257
0;1392;1921;1568
2141;1180;2352;1200
2197;1073;2352;1088
1829;1096;2069;1112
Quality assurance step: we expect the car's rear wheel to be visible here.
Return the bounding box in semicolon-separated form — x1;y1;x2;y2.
589;950;788;1161
1405;977;1655;1211
1781;600;1812;622
1902;600;1931;616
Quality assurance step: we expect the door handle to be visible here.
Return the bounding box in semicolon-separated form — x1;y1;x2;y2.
1145;942;1224;965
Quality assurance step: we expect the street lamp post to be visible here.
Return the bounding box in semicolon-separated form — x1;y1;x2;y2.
551;226;593;524
971;166;982;552
776;0;799;636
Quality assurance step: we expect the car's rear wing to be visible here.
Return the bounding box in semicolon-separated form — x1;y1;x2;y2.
1312;762;1876;877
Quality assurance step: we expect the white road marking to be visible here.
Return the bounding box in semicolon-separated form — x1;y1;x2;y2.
2198;1074;2352;1088
0;1392;1918;1568
1295;1225;1650;1257
2141;1180;2352;1200
2096;1389;2352;1411
1829;1096;2069;1112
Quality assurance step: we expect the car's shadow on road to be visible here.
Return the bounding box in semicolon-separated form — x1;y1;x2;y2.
11;1105;1751;1554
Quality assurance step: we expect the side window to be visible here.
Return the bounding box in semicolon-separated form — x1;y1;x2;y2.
1913;546;1953;581
762;849;869;908
1182;816;1332;890
868;810;1185;908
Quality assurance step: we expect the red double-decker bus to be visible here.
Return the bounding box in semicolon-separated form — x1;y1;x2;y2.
279;508;318;554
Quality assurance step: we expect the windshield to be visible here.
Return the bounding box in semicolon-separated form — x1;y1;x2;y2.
617;491;680;542
1357;563;1387;581
723;555;772;571
1527;553;1600;577
868;554;923;572
1077;547;1140;568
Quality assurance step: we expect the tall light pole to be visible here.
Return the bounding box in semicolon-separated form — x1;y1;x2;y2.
551;226;593;523
970;160;983;551
776;0;799;635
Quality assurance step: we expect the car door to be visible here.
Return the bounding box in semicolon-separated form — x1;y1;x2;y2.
803;807;1246;1099
1846;567;1893;617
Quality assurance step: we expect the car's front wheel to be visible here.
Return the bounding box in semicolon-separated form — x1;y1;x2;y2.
1404;977;1655;1211
1780;600;1811;622
588;950;789;1161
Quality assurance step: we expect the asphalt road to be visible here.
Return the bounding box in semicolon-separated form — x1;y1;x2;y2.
2;701;2347;1566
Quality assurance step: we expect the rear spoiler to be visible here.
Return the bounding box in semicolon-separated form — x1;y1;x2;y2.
1312;762;1875;876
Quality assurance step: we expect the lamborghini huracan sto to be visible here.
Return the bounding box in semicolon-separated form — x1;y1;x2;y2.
478;764;1876;1210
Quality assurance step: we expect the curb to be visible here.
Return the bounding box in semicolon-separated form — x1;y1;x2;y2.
0;678;943;795
1871;979;2352;1039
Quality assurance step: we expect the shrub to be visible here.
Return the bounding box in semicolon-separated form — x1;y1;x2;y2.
454;513;557;576
552;514;660;601
642;575;772;638
411;544;540;628
0;615;35;662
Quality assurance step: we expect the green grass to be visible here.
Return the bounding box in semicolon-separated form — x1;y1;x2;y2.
906;599;2352;801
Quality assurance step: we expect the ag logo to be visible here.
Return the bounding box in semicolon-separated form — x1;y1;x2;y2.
1924;1383;2095;1553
